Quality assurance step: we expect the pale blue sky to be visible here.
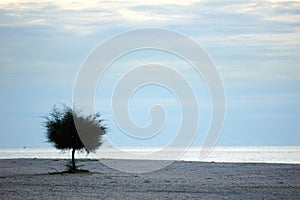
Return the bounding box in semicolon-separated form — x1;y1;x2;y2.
0;0;299;147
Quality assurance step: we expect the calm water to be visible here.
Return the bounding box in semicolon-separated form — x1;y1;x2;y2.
0;146;299;164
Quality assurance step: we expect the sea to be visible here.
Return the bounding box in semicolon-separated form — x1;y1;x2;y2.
0;146;299;164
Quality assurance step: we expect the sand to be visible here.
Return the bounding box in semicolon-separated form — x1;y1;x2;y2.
0;159;299;199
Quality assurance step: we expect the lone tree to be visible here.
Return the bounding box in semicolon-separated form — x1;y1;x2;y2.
43;105;106;170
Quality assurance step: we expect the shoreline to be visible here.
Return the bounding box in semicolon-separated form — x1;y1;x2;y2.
1;146;300;164
1;159;299;199
1;157;300;165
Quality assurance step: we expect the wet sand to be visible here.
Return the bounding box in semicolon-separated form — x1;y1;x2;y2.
0;159;299;199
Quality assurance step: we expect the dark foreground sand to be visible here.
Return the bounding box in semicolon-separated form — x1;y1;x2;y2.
0;159;299;199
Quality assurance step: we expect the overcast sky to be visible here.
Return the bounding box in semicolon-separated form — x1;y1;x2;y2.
0;0;299;147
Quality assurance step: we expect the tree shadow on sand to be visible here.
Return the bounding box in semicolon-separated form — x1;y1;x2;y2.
49;159;100;175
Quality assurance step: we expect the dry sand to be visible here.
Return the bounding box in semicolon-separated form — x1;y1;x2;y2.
0;159;299;199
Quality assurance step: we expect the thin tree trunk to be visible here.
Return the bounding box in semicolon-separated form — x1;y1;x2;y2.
72;148;76;170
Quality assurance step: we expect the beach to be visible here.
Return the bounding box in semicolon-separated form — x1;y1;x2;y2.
0;159;299;199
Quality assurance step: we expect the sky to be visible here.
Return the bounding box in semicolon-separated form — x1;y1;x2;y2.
0;0;299;148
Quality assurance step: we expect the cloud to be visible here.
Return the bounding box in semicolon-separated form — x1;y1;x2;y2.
0;0;198;35
1;0;299;85
1;0;299;39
